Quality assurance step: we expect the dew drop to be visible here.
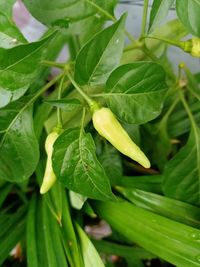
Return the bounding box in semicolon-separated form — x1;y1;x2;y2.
95;13;101;19
189;232;200;240
115;38;119;44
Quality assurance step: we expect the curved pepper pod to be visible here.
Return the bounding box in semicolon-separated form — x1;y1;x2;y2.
92;107;151;168
40;131;59;194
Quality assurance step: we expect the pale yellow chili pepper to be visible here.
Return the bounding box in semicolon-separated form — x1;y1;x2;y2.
40;131;59;194
92;107;151;168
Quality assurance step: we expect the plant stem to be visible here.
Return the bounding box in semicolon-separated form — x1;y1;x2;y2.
41;60;66;69
140;0;149;38
57;74;66;129
179;89;196;130
66;72;97;109
85;0;136;43
141;36;182;48
85;0;115;21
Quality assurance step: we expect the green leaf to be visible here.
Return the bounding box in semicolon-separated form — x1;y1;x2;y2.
52;127;114;200
148;0;174;32
42;198;68;267
176;0;200;36
168;101;200;138
163;126;200;205
0;184;12;207
105;62;167;124
0;11;27;49
22;0;117;26
94;199;200;267
93;239;155;261
60;191;83;267
74;14;126;85
0;206;26;265
26;196;39;267
76;223;105;267
0;0;16;17
44;98;82;111
98;142;122;185
27;196;68;267
120;175;162;194
69;190;87;210
117;187;200;229
0;34;55;107
0;99;39;182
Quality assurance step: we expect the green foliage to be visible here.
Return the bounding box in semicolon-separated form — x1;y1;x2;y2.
0;1;200;266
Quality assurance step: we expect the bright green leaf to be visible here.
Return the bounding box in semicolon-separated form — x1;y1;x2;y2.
75;14;126;85
22;0;117;26
52;128;114;200
105;62;167;124
117;187;200;228
0;11;27;49
176;0;200;36
163;126;200;205
76;223;105;267
148;0;174;32
0;99;39;182
0;34;55;107
94;199;200;267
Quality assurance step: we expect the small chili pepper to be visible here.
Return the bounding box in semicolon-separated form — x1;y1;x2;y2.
92;107;150;168
40;131;59;194
181;37;200;57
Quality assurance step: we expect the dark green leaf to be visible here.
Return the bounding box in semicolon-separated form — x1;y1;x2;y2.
148;0;174;32
98;142;122;185
0;206;26;265
105;62;167;124
176;0;200;36
163;126;200;205
94;200;200;267
0;11;27;49
0;99;39;182
52;128;114;200
93;239;155;261
26;196;39;267
117;187;200;228
75;14;126;85
0;34;55;107
0;184;12;207
44;98;82;111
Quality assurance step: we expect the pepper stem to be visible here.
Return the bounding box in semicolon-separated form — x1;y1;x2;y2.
66;71;99;112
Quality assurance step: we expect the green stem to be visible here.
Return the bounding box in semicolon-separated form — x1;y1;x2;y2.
41;60;66;69
141;36;182;48
56;74;66;129
85;0;115;21
85;0;135;43
66;72;98;111
179;89;196;129
140;0;149;38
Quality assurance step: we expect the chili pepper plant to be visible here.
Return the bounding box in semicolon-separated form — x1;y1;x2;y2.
0;0;200;266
